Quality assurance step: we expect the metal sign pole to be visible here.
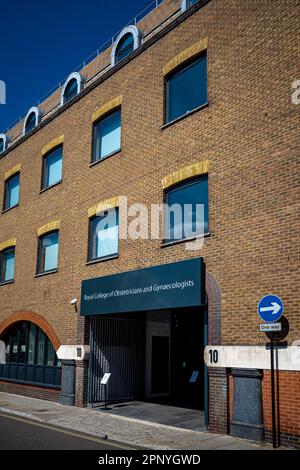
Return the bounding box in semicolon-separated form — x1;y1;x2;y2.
257;294;284;449
100;373;111;409
104;383;108;410
270;332;276;448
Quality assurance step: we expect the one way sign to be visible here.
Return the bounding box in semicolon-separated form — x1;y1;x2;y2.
258;295;284;323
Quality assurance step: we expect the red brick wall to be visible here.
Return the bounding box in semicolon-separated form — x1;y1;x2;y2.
0;381;60;403
263;370;300;448
208;368;229;434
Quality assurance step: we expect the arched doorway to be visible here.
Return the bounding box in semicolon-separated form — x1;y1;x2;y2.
0;321;61;388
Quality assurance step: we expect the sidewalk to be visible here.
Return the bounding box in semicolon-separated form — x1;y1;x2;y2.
0;392;273;450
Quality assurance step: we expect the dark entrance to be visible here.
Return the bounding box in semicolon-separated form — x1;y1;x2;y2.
151;336;170;395
89;306;205;410
170;307;204;410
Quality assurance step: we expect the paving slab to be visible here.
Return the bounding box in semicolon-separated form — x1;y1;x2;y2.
0;392;276;450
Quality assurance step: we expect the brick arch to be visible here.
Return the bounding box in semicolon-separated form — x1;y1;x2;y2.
206;271;222;345
0;311;61;351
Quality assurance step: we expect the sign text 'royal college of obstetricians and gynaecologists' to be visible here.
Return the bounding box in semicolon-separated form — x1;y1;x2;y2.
80;258;205;316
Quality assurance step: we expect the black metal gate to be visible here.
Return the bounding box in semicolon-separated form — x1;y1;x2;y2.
89;316;145;405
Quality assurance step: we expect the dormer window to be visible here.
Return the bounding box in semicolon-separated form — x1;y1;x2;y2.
61;72;82;106
23;107;40;136
111;26;142;66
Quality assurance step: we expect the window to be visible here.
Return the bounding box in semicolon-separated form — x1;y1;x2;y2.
165;53;207;123
36;329;46;365
92;109;121;162
3;173;20;211
63;78;78;104
25;112;37;133
115;33;134;63
89;208;119;261
60;72;82;106
23;107;40;136
0;321;61;388
37;231;59;274
111;26;142;66
0;247;15;283
41;146;63;190
164;175;208;242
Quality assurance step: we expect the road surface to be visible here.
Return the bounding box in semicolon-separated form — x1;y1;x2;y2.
0;412;137;450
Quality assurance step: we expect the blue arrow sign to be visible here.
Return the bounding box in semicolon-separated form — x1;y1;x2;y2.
257;295;284;323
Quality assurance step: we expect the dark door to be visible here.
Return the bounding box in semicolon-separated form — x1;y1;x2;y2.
151;336;169;394
171;307;204;409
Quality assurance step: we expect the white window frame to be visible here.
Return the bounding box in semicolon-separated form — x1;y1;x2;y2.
60;72;83;106
111;25;143;66
23;106;41;136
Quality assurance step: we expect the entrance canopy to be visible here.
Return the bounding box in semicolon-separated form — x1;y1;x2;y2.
80;258;205;316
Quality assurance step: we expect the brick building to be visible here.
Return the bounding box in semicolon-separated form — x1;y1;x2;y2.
0;0;299;448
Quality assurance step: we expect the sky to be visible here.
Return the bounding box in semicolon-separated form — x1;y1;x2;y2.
0;0;153;133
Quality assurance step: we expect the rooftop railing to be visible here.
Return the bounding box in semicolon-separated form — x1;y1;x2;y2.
3;0;174;140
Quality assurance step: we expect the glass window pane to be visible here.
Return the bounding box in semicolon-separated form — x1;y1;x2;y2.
3;250;15;281
116;34;134;63
5;174;19;209
19;323;27;363
90;210;119;260
5;342;11;362
36;330;46;365
46;340;55;366
27;324;37;364
166;55;207;122
94;110;121;160
96;223;119;258
42;232;59;272
44;147;62;188
165;176;208;241
64;79;78;103
0;139;4;153
10;327;18;362
25;112;36;133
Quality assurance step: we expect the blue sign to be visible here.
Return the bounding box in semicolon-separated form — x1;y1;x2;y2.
257;295;284;323
80;258;205;316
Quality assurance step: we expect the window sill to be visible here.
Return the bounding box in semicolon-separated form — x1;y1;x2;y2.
89;149;121;167
35;269;58;278
86;254;118;265
39;180;62;194
161;232;210;248
161;102;209;130
2;204;19;214
0;279;14;286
